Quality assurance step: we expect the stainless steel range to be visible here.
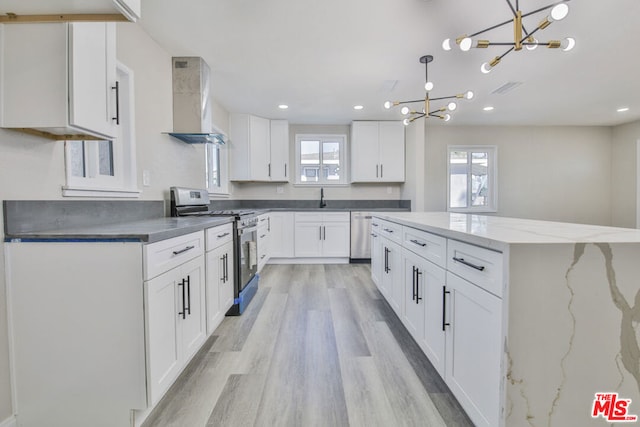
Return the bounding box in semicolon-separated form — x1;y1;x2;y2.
170;187;260;315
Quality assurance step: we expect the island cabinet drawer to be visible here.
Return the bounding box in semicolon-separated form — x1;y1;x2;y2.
447;239;503;298
206;223;234;251
402;226;447;268
377;219;402;244
144;231;204;280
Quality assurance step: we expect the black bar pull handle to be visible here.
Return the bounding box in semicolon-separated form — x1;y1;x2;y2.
111;81;120;125
319;226;322;240
376;164;379;178
284;163;287;177
173;245;195;256
224;254;228;282
410;239;427;247
416;269;422;303
372;223;379;227
217;232;230;238
186;276;191;315
381;164;383;178
383;228;394;233
412;266;417;301
220;254;226;282
442;286;451;331
178;280;186;319
452;257;485;271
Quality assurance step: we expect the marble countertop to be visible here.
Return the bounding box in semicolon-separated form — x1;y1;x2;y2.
4;216;234;243
374;212;640;250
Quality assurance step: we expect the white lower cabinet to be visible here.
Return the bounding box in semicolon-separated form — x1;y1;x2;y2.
145;246;206;407
381;237;403;316
257;213;270;271
294;212;350;258
445;272;502;427
269;211;295;258
402;248;446;377
205;240;234;334
370;222;383;287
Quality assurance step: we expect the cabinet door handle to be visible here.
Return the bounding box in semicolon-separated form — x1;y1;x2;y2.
185;276;191;315
268;163;271;177
173;245;195;256
371;233;377;237
178;280;186;320
284;163;287;177
410;239;427;247
111;81;120;125
452;257;485;271
261;254;266;260
260;234;266;238
415;269;422;303
217;232;230;238
380;164;383;178
220;254;226;282
412;266;417;301
372;223;379;227
442;286;451;331
225;254;229;282
323;226;326;241
383;228;394;233
319;226;322;241
376;164;379;178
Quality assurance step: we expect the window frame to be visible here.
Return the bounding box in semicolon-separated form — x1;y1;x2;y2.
62;61;139;198
447;145;498;213
294;133;348;186
206;135;230;197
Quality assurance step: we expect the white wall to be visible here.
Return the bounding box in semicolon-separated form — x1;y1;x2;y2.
424;125;614;225
229;124;403;200
611;120;640;227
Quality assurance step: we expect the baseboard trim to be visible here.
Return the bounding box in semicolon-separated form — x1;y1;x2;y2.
267;257;349;265
0;415;17;427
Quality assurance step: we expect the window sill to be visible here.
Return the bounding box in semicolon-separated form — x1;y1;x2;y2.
62;186;142;198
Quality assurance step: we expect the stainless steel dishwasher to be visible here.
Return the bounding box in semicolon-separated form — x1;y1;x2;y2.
350;211;373;261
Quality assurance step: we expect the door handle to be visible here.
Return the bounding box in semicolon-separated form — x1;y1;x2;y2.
111;81;120;125
178;280;186;320
173;245;195;256
185;276;191;315
412;266;417;301
410;239;427;247
376;164;379;178
415;269;422;303
442;286;450;331
380;164;383;178
453;257;485;271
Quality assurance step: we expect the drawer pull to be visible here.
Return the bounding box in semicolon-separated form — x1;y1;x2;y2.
173;245;195;256
442;286;450;331
260;234;266;238
410;239;427;247
383;228;394;233
453;257;485;271
371;233;377;237
217;232;230;238
372;223;379;227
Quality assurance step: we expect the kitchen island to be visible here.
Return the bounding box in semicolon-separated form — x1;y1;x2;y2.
372;212;640;427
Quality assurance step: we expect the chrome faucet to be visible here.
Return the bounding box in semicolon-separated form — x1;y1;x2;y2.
320;187;327;208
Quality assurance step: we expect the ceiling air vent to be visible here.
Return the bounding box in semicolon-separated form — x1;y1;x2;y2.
491;81;523;95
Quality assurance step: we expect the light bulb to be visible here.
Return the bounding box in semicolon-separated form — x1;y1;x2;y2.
403;118;410;126
550;3;569;21
460;37;473;52
525;37;538;51
383;101;392;109
425;81;434;91
481;62;493;74
444;114;451;122
447;102;457;111
561;37;576;51
464;90;474;100
400;106;410;115
442;38;452;51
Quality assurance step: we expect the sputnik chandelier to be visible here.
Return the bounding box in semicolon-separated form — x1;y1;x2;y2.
442;1;575;73
384;55;474;125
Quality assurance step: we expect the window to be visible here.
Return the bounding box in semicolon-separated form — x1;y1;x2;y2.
206;140;229;195
295;134;347;185
63;62;139;197
448;146;497;212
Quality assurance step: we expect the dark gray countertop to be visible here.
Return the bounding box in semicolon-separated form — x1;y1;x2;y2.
5;216;233;243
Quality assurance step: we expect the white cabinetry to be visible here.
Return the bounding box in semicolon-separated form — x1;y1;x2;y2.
257;213;270;271
144;231;206;406
1;22;120;139
351;121;405;182
370;217;383;286
229;114;289;182
205;223;234;335
268;211;295;258
381;237;403;316
294;212;350;258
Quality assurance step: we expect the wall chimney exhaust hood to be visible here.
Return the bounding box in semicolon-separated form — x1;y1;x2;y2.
167;56;225;144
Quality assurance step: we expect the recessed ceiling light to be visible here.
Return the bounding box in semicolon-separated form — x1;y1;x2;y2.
353;105;364;110
483;106;494;111
278;104;288;110
617;107;630;113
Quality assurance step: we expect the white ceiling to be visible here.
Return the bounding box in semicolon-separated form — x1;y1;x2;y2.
7;0;640;126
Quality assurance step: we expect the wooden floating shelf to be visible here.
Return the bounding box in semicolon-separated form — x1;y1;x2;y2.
0;12;128;23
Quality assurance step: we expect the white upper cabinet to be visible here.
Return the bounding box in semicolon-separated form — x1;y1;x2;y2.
229;114;290;182
351;121;405;183
1;0;140;22
1;22;119;140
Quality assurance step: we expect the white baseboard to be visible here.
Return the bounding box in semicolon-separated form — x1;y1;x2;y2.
0;415;16;427
267;257;349;265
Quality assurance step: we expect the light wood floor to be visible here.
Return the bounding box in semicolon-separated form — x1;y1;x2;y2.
142;264;474;427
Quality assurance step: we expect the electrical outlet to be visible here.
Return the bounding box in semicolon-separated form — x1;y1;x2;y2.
143;170;151;187
276;185;284;194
